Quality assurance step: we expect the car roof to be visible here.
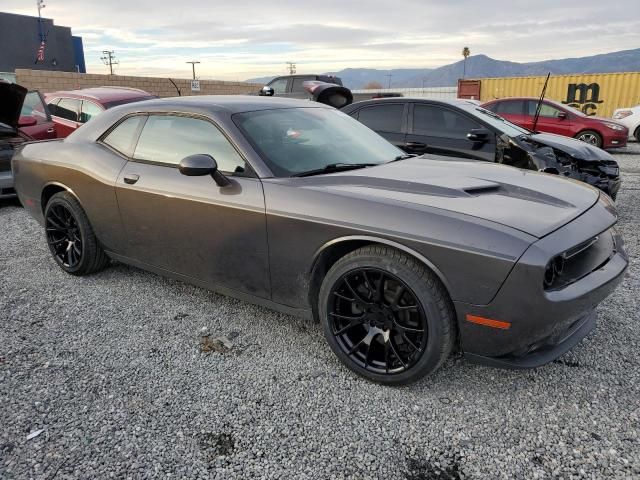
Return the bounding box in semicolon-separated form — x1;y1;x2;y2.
46;86;154;103
113;95;334;114
343;97;483;112
483;96;566;107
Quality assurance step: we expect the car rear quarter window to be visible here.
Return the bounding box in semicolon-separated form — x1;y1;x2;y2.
80;101;104;123
54;98;80;121
527;101;564;118
413;104;481;138
357;104;404;133
133;115;246;173
102;116;146;157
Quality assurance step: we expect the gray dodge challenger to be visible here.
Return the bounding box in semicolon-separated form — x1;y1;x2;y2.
12;96;628;384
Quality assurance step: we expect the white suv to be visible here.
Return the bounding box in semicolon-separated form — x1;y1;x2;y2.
613;106;640;142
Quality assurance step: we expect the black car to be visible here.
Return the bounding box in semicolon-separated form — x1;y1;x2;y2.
0;82;31;199
342;98;621;199
13;96;627;384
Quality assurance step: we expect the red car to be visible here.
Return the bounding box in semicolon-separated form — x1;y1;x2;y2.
45;87;156;138
481;97;628;149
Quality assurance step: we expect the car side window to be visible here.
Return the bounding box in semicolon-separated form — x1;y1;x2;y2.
54;98;80;121
357;104;404;133
80;101;103;123
291;76;315;93
268;78;289;94
102;116;146;157
526;101;564;118
413;105;482;138
494;100;525;115
133;115;246;173
21;92;50;123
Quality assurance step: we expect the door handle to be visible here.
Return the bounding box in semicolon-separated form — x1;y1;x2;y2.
123;174;140;185
404;142;428;152
46;128;55;134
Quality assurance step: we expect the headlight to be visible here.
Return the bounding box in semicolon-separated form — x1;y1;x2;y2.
613;110;633;119
603;122;626;131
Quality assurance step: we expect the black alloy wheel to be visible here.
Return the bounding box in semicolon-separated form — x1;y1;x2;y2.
319;245;455;385
44;191;110;275
46;203;83;268
328;268;428;374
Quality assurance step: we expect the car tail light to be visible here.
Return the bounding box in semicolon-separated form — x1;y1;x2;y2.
613;110;633;119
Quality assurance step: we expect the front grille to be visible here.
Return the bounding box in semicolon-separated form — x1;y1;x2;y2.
544;230;616;290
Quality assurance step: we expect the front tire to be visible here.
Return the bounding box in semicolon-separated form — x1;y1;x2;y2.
635;126;640;143
318;245;455;385
575;130;603;148
44;192;110;275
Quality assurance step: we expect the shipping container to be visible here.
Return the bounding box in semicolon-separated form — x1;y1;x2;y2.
476;72;640;118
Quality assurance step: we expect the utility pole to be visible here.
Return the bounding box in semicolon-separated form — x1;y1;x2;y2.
186;60;200;80
286;62;296;75
101;50;118;75
385;74;393;89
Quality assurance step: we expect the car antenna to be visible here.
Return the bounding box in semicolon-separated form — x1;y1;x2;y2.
532;72;551;133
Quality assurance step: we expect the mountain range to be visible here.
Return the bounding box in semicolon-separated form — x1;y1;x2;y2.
247;48;640;89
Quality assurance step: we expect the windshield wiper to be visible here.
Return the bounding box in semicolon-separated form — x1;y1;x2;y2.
292;163;378;177
388;153;417;163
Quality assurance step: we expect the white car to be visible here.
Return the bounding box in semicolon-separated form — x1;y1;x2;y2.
613;105;640;142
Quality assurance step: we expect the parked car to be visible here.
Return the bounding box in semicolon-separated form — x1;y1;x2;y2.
481;97;628;149
45;87;156;138
13;96;627;384
612;105;640;142
19;90;57;140
0;82;38;199
259;74;353;108
342;98;621;199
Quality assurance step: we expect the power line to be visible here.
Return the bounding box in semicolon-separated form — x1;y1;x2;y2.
100;50;118;75
385;74;393;88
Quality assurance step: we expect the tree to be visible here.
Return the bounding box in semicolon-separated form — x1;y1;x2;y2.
462;47;471;78
363;81;383;90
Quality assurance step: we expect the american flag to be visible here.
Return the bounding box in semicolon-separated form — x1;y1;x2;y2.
36;40;46;62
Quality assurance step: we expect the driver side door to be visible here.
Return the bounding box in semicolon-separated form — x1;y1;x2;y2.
115;113;270;298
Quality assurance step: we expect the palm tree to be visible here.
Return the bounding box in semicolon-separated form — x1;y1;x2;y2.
462;47;471;78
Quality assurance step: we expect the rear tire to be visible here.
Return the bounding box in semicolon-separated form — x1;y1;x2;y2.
318;245;455;385
44;192;110;276
575;130;603;148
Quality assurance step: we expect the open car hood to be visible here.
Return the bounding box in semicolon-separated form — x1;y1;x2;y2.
295;156;600;238
0;82;27;131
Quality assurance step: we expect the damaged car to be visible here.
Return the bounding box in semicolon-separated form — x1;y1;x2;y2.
13;96;627;384
0;82;35;199
342;98;621;199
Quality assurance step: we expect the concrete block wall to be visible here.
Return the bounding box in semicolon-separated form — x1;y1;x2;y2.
15;69;261;97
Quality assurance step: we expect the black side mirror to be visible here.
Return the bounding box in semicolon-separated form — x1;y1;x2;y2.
179;154;230;187
259;86;274;97
467;128;491;143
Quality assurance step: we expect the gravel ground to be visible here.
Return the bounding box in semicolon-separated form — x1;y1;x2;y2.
1;144;640;480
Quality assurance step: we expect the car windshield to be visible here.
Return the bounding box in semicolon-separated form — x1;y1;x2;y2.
233;107;403;177
473;106;531;137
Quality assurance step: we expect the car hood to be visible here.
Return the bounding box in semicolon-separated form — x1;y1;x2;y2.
0;82;27;131
527;132;613;161
295;157;600;238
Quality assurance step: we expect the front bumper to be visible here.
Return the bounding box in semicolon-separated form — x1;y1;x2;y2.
603;131;628;149
455;196;628;367
0;170;16;198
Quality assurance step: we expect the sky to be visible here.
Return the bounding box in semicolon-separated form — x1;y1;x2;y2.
1;0;639;80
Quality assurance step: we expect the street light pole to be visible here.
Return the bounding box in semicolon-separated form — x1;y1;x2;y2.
186;61;200;80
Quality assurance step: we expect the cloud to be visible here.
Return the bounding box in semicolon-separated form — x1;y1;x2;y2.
3;0;638;79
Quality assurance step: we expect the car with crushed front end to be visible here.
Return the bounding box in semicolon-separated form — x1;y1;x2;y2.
342;98;622;199
12;96;628;385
